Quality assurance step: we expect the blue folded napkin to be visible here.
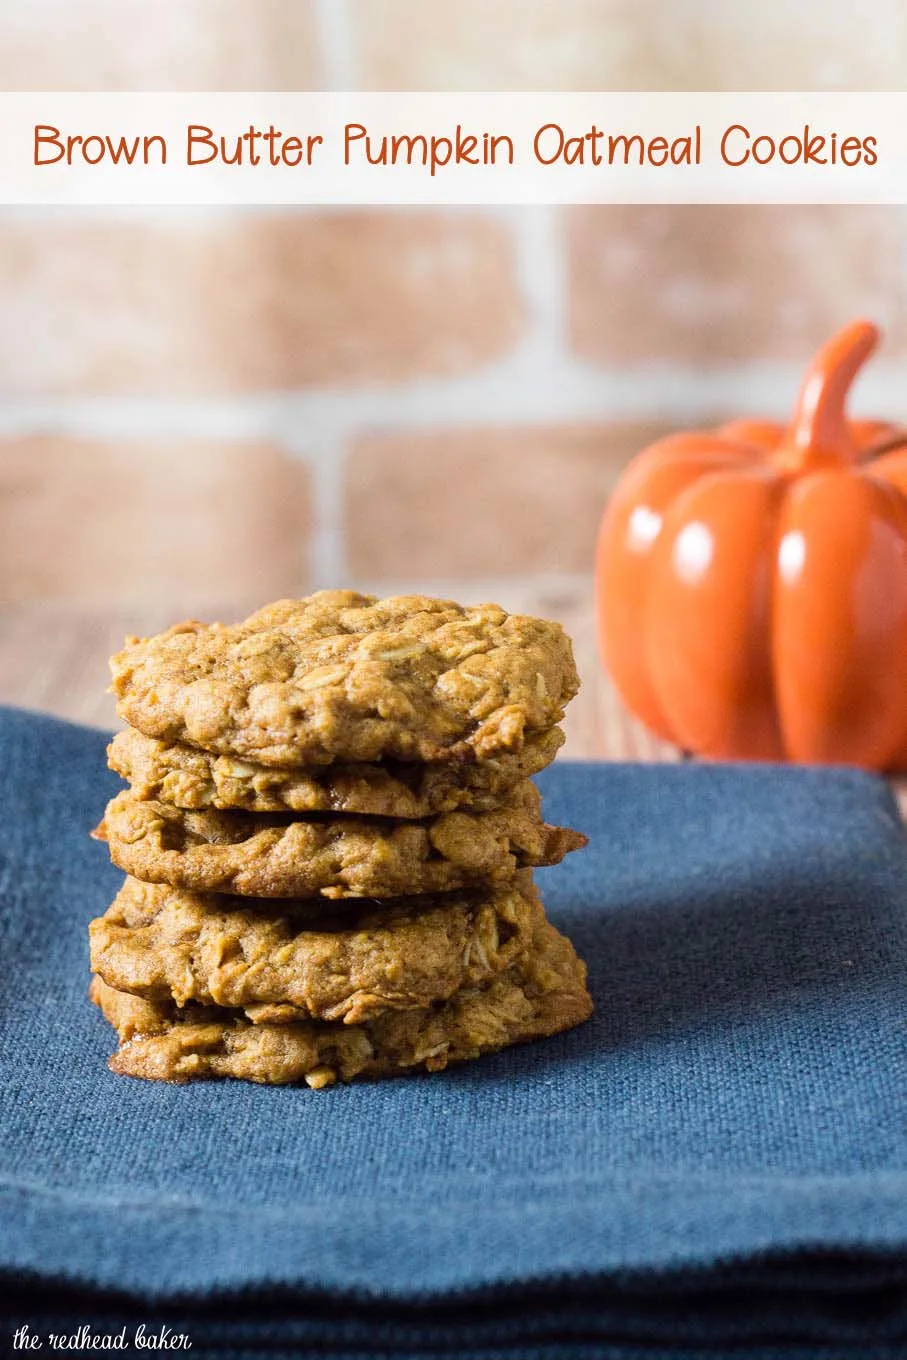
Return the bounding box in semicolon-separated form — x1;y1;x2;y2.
1;705;906;1359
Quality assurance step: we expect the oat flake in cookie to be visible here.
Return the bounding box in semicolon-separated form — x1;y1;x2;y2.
107;726;566;817
90;873;541;1025
95;781;587;899
109;591;580;767
90;913;593;1088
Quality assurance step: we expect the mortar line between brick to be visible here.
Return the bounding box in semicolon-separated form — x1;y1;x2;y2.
288;436;349;587
509;205;569;357
312;0;357;91
2;361;906;442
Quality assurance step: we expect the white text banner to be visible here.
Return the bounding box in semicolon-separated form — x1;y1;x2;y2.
1;92;905;204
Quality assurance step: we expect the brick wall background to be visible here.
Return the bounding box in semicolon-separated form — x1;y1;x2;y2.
1;1;905;748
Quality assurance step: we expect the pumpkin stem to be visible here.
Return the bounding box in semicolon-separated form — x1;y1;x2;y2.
781;320;880;469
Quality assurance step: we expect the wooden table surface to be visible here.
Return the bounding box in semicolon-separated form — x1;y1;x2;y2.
3;583;903;810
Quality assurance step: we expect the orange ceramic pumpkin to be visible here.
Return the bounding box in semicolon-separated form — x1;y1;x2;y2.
596;320;907;769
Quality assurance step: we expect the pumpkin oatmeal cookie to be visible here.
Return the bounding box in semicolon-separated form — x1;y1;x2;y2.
90;873;540;1025
89;912;593;1086
110;592;579;767
95;782;586;899
107;725;565;817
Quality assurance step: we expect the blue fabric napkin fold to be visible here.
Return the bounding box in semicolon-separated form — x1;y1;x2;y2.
0;705;906;1359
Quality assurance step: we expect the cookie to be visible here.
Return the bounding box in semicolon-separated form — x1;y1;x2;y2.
94;782;587;899
89;914;593;1086
110;592;579;767
90;874;539;1025
108;725;565;817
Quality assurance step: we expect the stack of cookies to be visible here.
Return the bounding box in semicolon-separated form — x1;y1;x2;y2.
89;592;593;1088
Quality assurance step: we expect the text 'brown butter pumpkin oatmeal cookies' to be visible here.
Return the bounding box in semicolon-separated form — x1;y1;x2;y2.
107;725;566;818
109;591;579;767
94;782;587;899
89;913;593;1087
89;873;541;1025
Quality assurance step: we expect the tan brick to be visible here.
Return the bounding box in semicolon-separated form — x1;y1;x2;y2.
569;206;907;366
0;213;523;396
346;422;675;579
0;437;310;610
0;0;321;91
354;0;907;90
